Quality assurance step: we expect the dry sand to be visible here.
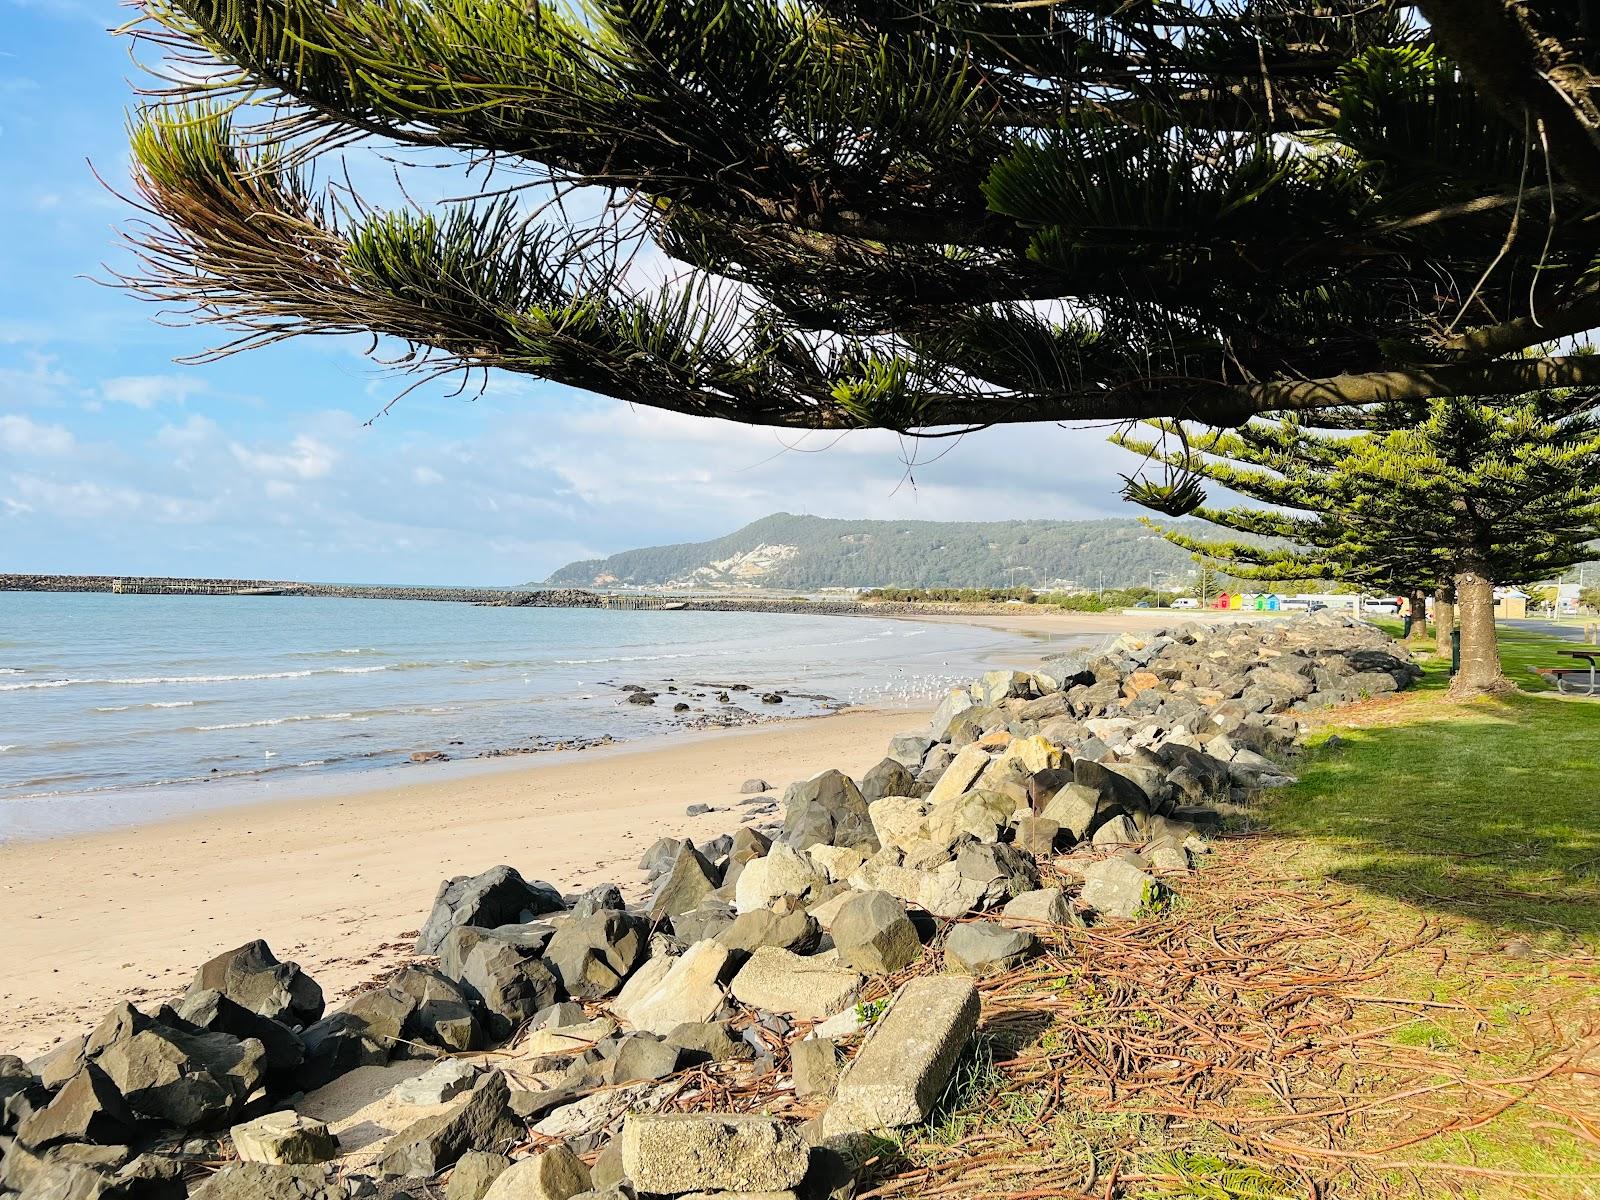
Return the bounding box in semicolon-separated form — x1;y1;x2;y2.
0;605;1208;1060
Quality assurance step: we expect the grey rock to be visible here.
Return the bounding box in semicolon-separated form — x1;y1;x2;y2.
779;770;879;853
459;937;563;1043
446;1151;511;1200
714;907;819;956
885;733;933;770
1012;814;1061;858
570;884;625;919
620;1114;810;1194
943;922;1039;974
790;1037;839;1099
601;1035;685;1085
830;891;920;976
173;990;304;1080
1090;814;1141;848
389;1060;480;1106
29;1040;86;1092
294;1014;385;1093
415;867;565;956
16;1066;137;1149
669;903;736;944
191;1163;373;1200
542;911;649;1000
97;1024;265;1130
740;779;771;794
188;942;323;1028
638;837;684;877
439;924;555;983
953;841;1040;900
663;1021;744;1064
379;1072;518;1179
479;1144;590;1200
859;758;915;804
1001;888;1073;926
649;845;720;921
1078;857;1165;919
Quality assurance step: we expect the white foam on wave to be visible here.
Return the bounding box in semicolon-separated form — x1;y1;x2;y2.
196;711;355;731
1;665;394;691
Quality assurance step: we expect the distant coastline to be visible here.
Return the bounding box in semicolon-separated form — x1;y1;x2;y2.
0;572;1091;619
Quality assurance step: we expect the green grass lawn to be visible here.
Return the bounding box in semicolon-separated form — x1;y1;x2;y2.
1272;622;1600;946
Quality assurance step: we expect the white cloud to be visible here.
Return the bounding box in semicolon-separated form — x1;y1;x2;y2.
0;413;76;456
6;474;214;523
412;465;445;486
102;374;211;409
229;434;339;480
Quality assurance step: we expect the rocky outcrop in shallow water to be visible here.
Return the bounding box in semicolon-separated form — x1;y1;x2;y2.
1;615;1414;1200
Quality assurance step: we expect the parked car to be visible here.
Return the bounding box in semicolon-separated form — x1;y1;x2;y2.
1172;597;1201;609
1364;598;1402;614
1307;601;1328;613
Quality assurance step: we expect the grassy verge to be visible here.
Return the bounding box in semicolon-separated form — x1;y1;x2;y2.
870;622;1600;1200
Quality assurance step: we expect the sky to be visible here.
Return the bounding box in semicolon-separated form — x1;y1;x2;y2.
1;0;1134;585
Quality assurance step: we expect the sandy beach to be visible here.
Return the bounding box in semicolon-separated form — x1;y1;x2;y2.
0;605;1201;1060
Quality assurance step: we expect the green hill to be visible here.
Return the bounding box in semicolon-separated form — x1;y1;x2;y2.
542;513;1199;590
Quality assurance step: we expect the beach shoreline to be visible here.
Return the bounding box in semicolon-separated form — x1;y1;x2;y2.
0;605;1194;1059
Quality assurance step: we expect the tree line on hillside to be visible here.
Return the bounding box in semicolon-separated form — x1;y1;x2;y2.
543;515;1199;590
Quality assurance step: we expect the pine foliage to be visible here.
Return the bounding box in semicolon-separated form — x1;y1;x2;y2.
114;2;1600;430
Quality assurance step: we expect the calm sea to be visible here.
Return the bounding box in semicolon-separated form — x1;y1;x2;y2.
0;592;1031;840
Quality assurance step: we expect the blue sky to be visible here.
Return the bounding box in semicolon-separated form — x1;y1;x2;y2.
1;0;1128;585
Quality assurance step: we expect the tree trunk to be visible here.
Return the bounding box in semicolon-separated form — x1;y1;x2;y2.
1434;582;1456;654
1405;588;1430;642
1450;567;1513;696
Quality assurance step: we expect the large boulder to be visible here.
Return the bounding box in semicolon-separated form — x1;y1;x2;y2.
294;1014;386;1092
458;941;561;1041
542;910;649;1000
415;867;565;956
15;1065;137;1149
174;990;304;1080
648;844;721;921
732;843;827;913
859;758;916;804
379;1072;518;1178
439;923;554;983
611;942;733;1036
886;733;933;770
97;1025;265;1130
830;891;921;976
779;770;879;852
479;1144;590;1200
619;1114;810;1195
188;942;323;1027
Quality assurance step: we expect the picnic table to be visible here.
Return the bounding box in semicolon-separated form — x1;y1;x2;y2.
1551;647;1600;694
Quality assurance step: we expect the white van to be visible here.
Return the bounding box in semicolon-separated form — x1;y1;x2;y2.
1171;597;1201;610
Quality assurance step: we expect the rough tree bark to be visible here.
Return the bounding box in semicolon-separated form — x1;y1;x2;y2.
1405;588;1431;643
1450;565;1513;696
1434;582;1457;656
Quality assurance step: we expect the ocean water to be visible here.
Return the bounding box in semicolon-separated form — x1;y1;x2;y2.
0;592;1030;839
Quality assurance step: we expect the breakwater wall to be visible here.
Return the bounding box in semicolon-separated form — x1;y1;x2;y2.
0;574;1030;619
